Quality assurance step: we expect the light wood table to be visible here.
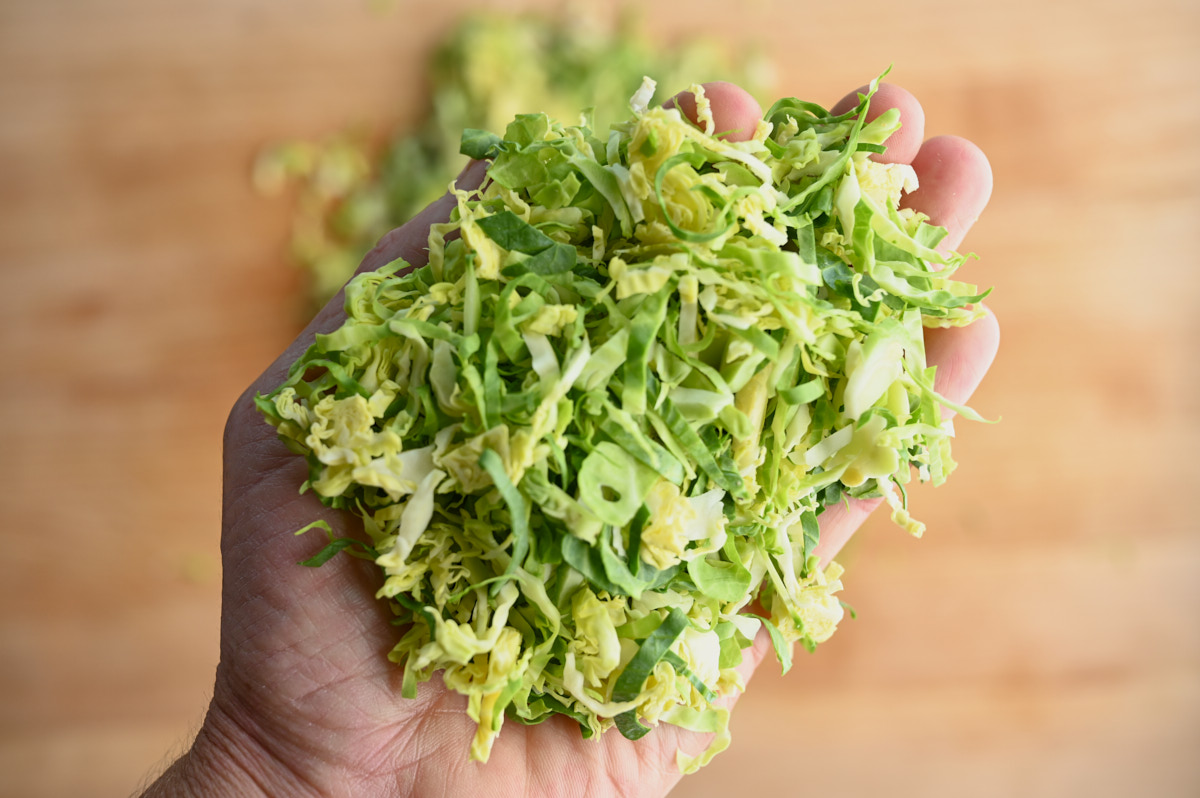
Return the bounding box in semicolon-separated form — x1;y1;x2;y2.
1;1;1197;795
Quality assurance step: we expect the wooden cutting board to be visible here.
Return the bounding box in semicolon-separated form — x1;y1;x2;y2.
1;1;1197;795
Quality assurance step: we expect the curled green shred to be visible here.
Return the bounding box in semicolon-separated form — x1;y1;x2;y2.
257;73;990;770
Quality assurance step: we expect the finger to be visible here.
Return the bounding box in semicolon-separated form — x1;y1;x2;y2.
666;81;763;142
901;135;993;252
811;497;882;566
923;304;1001;413
830;83;926;165
812;306;1001;565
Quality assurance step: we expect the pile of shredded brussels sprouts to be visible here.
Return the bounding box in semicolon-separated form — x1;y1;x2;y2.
257;73;987;772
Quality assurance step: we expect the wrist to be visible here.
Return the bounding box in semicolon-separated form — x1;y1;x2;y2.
140;697;315;798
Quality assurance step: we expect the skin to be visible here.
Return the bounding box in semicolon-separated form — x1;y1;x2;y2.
664;81;765;142
143;81;998;798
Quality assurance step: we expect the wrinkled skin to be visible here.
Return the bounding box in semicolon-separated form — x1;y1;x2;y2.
143;81;998;798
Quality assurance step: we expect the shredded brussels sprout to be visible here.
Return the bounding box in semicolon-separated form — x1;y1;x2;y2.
257;72;988;772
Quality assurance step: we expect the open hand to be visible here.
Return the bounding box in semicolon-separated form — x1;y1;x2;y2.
144;79;998;798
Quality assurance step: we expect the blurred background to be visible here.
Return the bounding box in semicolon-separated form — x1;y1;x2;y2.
1;0;1197;795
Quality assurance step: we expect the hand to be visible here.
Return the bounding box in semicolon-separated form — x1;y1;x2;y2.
143;80;998;798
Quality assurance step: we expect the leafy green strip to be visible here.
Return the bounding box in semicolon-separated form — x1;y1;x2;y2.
477;210;576;275
663;651;718;702
509;691;596;738
800;510;821;565
460;128;503;160
295;520;378;566
622;290;669;415
480;449;529;594
626;504;650;576
654;401;748;501
759;617;794;675
613;607;690;739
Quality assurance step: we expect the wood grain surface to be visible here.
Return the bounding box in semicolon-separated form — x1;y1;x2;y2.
1;1;1197;796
